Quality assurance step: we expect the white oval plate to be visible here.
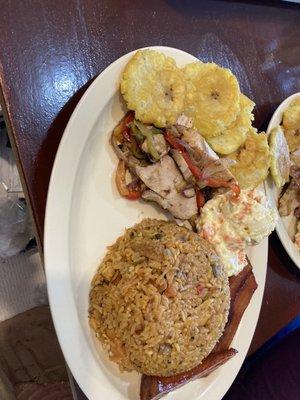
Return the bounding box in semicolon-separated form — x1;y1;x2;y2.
265;92;300;270
44;46;268;400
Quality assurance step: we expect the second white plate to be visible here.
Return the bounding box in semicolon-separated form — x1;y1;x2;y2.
266;92;300;269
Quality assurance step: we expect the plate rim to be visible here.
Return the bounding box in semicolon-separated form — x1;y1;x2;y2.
44;46;269;400
266;92;300;270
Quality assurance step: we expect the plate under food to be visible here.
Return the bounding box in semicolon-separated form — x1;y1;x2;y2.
266;92;300;270
44;46;268;400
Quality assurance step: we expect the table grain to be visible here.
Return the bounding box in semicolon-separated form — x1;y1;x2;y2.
0;1;299;399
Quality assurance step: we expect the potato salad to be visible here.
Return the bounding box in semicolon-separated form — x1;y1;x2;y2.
197;189;277;276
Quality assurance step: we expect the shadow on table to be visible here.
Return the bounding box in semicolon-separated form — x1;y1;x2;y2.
269;231;300;280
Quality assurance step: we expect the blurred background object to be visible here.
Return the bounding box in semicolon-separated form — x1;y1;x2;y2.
0;108;35;258
0;109;72;399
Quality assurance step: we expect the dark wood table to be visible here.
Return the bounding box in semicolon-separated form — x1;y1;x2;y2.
0;1;299;399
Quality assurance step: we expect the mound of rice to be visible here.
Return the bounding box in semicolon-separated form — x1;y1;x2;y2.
89;219;230;376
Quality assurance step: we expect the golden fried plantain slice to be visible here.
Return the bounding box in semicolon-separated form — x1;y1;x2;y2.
269;126;290;188
121;50;186;127
228;128;270;189
207;94;255;155
282;98;300;132
182;62;240;138
283;128;300;153
282;99;300;152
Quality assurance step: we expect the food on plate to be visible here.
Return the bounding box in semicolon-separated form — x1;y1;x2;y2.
274;98;300;249
269;126;290;188
283;98;300;131
140;264;257;400
196;189;277;276
89;49;282;398
111;49;279;265
213;264;257;353
228;128;270;189
282;98;300;152
120;50;255;156
283;128;300;153
294;220;300;249
120;50;186;127
141;349;237;400
89;219;230;376
182;62;240;138
278;165;300;247
111;112;239;220
207;94;255;155
290;148;300;167
278;165;300;217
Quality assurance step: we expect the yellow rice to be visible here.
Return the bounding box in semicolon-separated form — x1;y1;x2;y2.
89;219;230;376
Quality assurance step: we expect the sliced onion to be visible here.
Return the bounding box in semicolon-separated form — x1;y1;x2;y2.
111;134;129;162
201;159;236;180
220;158;237;168
111;134;142;169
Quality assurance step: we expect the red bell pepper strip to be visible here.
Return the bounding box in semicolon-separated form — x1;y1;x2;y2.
121;111;134;142
165;132;240;198
115;160;141;200
196;283;204;296
164;132;203;180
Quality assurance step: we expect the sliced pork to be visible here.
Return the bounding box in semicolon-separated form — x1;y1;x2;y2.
170;149;194;183
134;155;186;198
142;190;197;220
182;129;236;184
135;155;197;219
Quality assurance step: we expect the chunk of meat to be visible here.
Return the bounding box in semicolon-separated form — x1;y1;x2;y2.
294;220;300;249
291;149;300;168
182;129;236;184
141;134;169;159
183;129;218;163
142;190;197;220
170;149;194;182
174;219;193;230
135;155;184;197
290;165;300;186
131;239;165;262
136;155;197;219
294;206;300;218
279;178;300;217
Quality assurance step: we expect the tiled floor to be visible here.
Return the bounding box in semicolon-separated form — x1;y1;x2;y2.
0;250;47;322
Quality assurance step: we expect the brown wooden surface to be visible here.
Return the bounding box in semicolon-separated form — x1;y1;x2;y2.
0;1;299;399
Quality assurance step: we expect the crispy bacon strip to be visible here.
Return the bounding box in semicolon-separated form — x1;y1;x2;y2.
140;349;237;400
140;264;258;400
228;264;252;298
213;267;257;353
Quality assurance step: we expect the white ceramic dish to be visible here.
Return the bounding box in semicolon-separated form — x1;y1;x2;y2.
44;46;268;400
265;92;300;269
